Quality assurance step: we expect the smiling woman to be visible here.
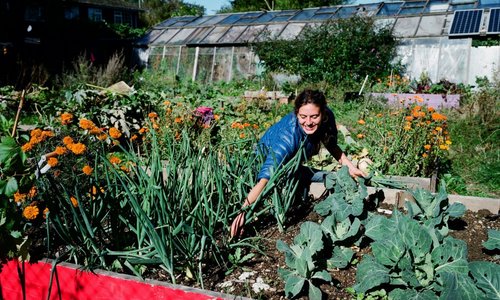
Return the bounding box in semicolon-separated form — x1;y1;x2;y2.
230;89;366;238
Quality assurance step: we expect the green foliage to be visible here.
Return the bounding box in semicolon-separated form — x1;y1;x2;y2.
226;0;343;12
483;230;500;251
277;222;331;300
140;0;205;27
253;16;400;89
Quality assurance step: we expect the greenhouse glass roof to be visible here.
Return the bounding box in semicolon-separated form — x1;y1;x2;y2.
137;0;500;47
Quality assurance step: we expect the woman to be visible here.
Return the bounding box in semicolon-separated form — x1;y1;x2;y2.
230;89;365;238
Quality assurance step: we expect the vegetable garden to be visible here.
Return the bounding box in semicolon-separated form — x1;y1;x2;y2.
1;17;499;299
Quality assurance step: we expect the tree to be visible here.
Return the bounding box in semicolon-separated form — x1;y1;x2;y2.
224;0;345;12
252;16;401;88
140;0;205;26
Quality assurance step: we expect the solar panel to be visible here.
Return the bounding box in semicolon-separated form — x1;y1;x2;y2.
488;8;500;34
449;9;484;36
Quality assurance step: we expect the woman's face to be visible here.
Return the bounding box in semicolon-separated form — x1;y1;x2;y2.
297;103;322;135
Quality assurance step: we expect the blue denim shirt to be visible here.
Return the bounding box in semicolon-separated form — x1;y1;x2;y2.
257;107;337;180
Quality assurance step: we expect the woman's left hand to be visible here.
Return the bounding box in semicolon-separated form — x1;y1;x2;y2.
348;165;367;179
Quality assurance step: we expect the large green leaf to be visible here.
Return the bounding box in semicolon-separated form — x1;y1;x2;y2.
284;274;306;299
482;229;500;251
4;177;18;197
353;255;390;293
372;238;406;267
327;246;354;269
294;221;323;254
469;261;500;300
445;202;466;218
439;272;486;300
389;288;439;300
0;136;24;170
432;237;469;276
308;281;322;300
364;214;394;241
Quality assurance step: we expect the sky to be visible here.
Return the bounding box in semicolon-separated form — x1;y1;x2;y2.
183;0;230;15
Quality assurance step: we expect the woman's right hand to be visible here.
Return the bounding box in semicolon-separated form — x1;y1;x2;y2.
230;212;245;238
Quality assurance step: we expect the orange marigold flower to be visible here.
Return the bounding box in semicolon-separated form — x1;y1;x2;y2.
60;113;73;125
68;142;86;155
23;205;39;220
30;128;42;138
21;142;33;152
41;130;54;139
175;132;181;141
55;146;67;155
47;157;58;167
70;196;78;207
357;119;366;125
405;116;414;122
148;112;158;119
431;112;447;121
14;191;27;203
164;100;171;106
404;125;411;131
63;136;74;145
109;155;121;165
239;133;245;139
130;134;138;141
120;165;129;172
253;124;259;130
89;127;102;135
231;122;239;129
357;133;365;139
422;153;429;158
82;165;93;175
79;119;96;130
43;208;49;219
214;114;220;121
138;127;148;134
424;144;431;150
243;122;251;128
174;117;182;124
427;107;435;112
109;127;122;139
376;113;383;117
28;186;37;198
435;126;443;132
413;105;422;111
97;133;108;141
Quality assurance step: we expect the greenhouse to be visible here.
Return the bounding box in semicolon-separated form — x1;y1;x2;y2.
135;0;500;85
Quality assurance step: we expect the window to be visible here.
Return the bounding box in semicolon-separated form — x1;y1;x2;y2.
25;5;44;21
114;10;123;24
88;8;103;22
64;7;79;20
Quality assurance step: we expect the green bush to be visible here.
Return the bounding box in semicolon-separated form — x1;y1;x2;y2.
252;16;401;90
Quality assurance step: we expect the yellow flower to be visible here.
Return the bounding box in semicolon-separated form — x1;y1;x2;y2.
28;186;37;198
82;165;93;175
14;191;27;203
214;114;220;121
435;127;443;132
23;205;39;220
445;140;452;145
70;196;78;208
55;146;67;155
357;119;366;125
47;157;58;167
109;127;122;139
60;112;73;125
404;125;411;131
439;144;449;150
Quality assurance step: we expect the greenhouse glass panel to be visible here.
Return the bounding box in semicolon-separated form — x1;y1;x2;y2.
202;15;231;25
151;28;181;46
201;27;230;43
168;28;197;45
177;47;196;80
377;2;403;16
184;27;213;44
170;16;199;27
410;38;441;82
252;12;280;23
255;24;286;41
218;26;248;43
310;13;335;20
272;15;294;22
212;47;233;81
438;38;469;83
399;7;424;15
234;12;264;24
425;2;449;13
195;47;215;83
416;15;446;36
184;16;215;27
374;18;396;31
279;23;305;40
290;9;319;21
448;4;476;11
235;25;266;43
137;29;164;46
403;1;427;8
333;6;358;18
317;7;339;13
355;3;381;17
157;18;180;27
233;47;257;80
479;0;500;8
151;46;181;78
219;14;245;25
393;17;420;37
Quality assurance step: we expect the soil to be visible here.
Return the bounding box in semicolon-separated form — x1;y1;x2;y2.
193;198;500;299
